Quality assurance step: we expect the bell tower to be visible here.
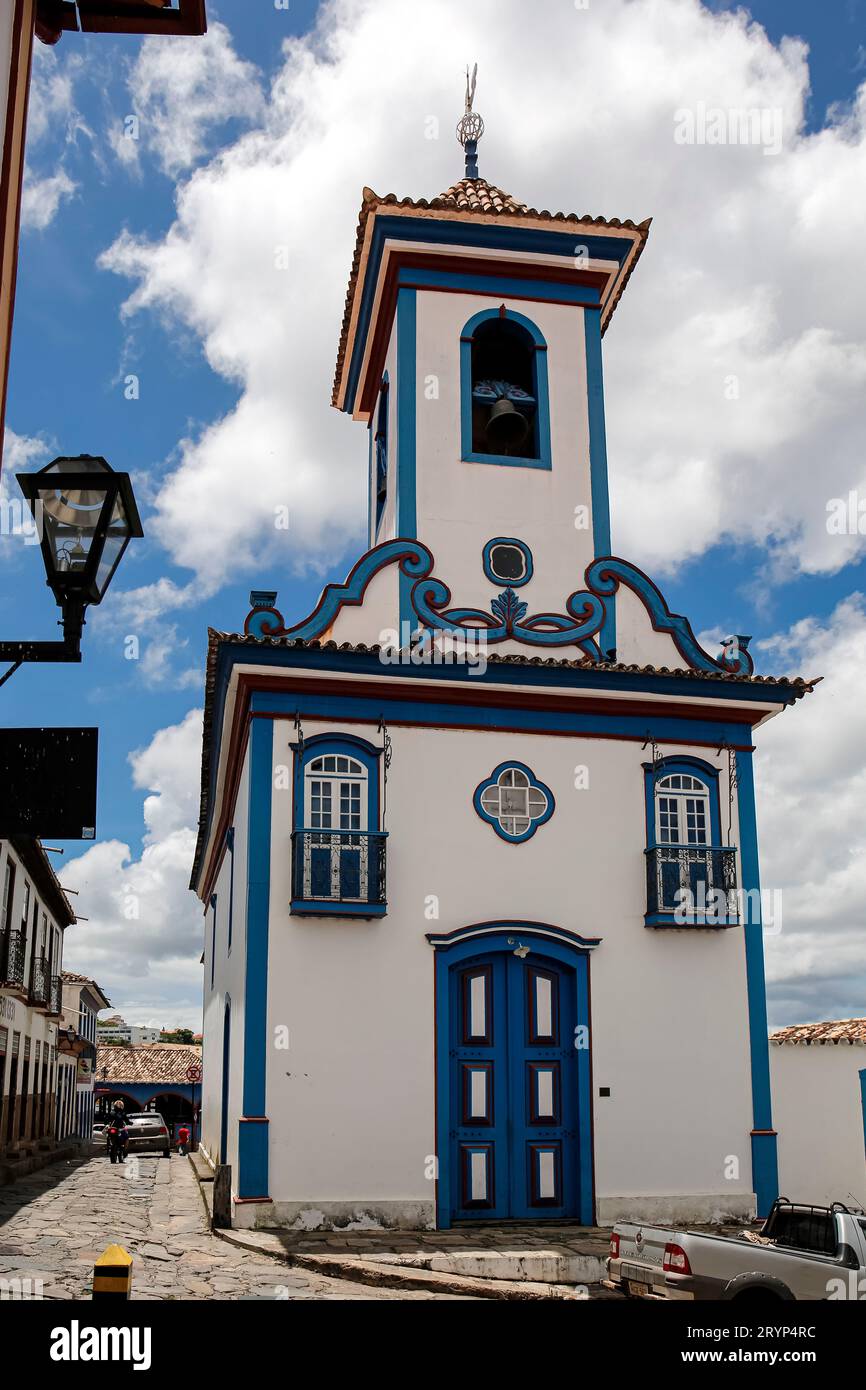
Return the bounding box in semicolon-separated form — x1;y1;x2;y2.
330;70;651;655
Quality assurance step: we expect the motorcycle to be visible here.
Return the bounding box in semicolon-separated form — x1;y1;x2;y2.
106;1124;129;1164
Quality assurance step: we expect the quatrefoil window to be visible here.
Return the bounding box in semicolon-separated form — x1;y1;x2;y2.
474;762;554;843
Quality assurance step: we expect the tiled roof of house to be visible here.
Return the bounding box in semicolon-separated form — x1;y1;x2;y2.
95;1043;202;1084
771;1019;866;1045
332;181;652;406
61;970;111;1009
436;177;529;215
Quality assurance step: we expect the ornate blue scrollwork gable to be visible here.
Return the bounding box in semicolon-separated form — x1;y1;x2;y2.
585;558;754;676
242;543;753;676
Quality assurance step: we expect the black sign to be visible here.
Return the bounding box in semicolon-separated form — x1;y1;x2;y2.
0;728;97;838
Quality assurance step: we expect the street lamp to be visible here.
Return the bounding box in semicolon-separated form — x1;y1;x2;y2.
0;455;142;684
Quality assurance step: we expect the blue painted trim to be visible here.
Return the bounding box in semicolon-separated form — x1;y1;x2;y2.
226;827;235;954
397;289;417;636
644;911;738;930
290;733;383;916
427;920;602;950
482;537;533;588
642;756;731;928
245;545;753;675
245;539;431;641
584;308;615;657
643;755;723;849
374;372;389;539
736;749;778;1217
860;1069;866;1161
209;894;217;990
291;732;382;832
342;215;633;413
290;901;388;918
473;760;555;842
400;265;601;306
220;994;231;1164
460;307;551;471
239;717;273;1200
431;924;594;1228
250;683;754;749
587;559;754;676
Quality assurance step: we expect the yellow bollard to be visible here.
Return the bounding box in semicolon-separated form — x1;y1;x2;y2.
92;1244;133;1300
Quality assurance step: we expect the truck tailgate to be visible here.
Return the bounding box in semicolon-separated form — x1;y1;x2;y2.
611;1223;679;1297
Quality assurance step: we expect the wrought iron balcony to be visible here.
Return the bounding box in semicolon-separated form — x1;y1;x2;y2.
30;955;49;1007
645;845;738;926
291;830;387;916
47;974;62;1016
0;930;27;989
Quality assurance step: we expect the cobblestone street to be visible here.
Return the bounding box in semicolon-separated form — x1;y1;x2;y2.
0;1152;469;1300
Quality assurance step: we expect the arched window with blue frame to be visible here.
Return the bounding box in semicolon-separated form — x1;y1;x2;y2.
643;756;737;927
290;733;387;917
374;373;389;535
460;308;552;470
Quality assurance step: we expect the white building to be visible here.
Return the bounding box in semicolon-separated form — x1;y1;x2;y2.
771;1020;866;1210
59;971;110;1140
192;125;813;1231
0;837;75;1170
97;1021;162;1045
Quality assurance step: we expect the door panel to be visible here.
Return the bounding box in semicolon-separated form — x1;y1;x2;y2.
447;950;581;1222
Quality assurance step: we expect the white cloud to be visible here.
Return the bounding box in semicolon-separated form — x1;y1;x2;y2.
60;710;204;1029
21;43;89;230
757;597;866;1025
20;168;77;230
95;0;866;600
110;20;264;177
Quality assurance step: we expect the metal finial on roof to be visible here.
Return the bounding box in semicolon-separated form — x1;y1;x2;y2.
456;63;484;180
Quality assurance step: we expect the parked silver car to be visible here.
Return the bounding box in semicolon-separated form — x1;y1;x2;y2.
607;1199;866;1301
115;1111;172;1158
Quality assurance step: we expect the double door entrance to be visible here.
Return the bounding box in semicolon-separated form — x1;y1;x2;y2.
442;947;590;1224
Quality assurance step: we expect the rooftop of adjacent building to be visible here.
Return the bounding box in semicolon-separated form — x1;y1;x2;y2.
770;1019;866;1045
95;1042;203;1085
61;969;110;1011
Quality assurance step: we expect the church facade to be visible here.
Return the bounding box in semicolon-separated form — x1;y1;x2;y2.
191;134;812;1231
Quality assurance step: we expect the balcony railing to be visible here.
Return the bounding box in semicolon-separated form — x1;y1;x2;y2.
30;955;49;1007
47;974;62;1016
645;845;738;925
291;830;387;914
0;930;27;989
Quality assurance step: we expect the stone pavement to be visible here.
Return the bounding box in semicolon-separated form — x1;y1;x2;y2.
202;1185;617;1299
0;1150;471;1300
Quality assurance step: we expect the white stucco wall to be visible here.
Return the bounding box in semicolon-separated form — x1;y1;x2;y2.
772;1043;866;1209
253;715;755;1228
200;747;250;1177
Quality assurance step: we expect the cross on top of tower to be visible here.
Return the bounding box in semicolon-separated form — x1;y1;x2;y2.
456;63;484;180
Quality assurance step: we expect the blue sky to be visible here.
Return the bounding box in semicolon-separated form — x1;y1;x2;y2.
3;0;865;1026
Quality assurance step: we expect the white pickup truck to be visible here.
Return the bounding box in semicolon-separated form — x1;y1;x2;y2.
606;1199;866;1302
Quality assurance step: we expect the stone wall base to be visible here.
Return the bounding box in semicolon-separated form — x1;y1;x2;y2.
236;1198;437;1232
595;1191;756;1226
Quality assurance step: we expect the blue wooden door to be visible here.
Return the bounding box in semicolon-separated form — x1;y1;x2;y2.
448;951;580;1221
